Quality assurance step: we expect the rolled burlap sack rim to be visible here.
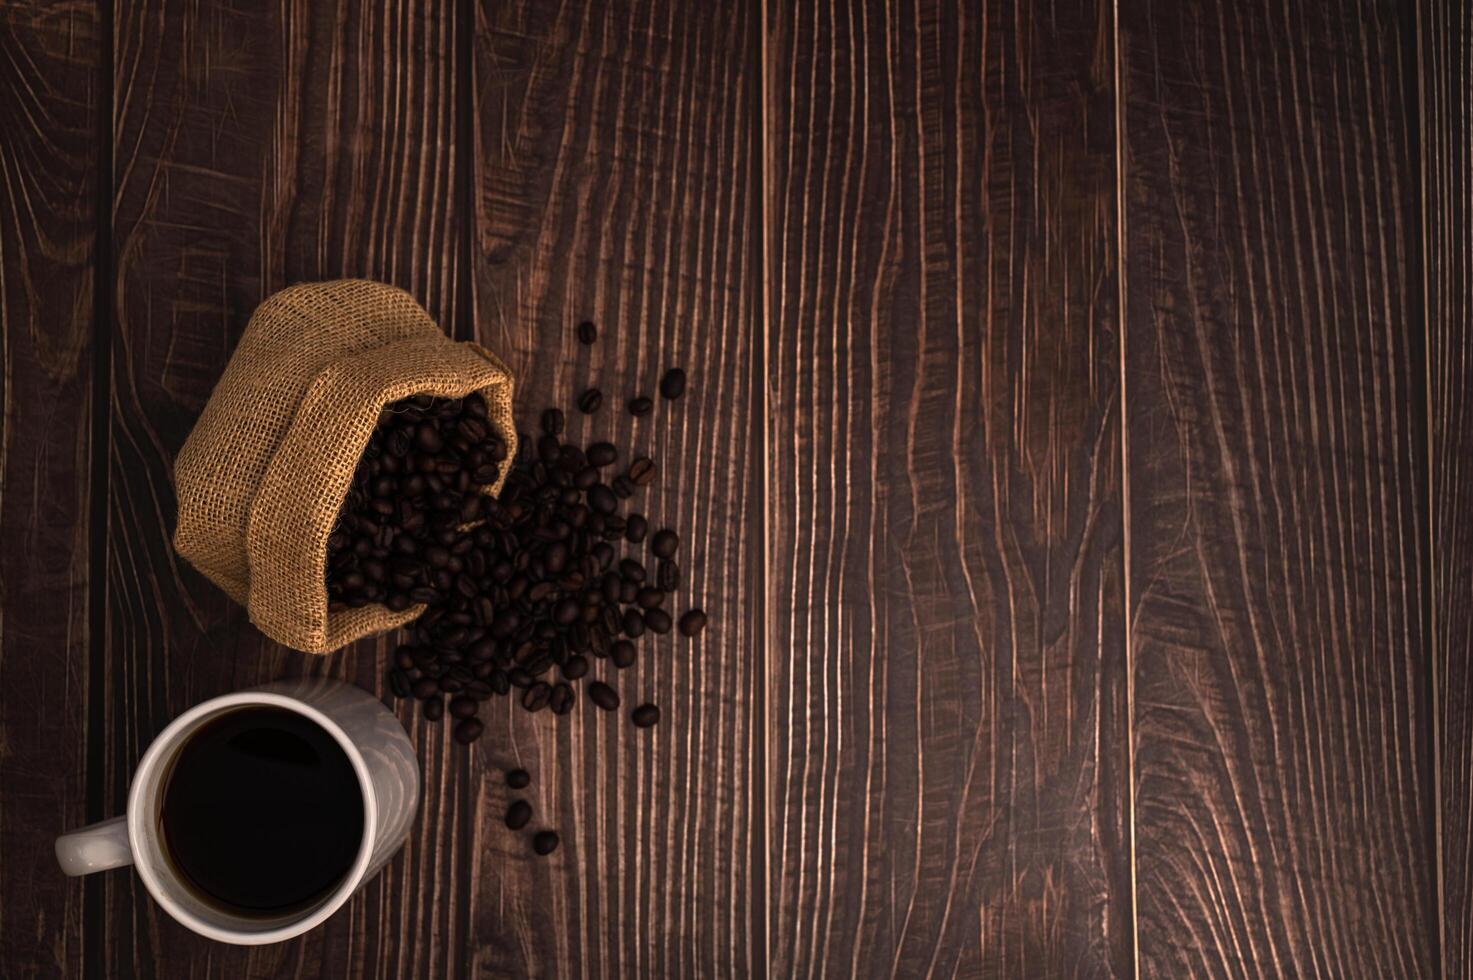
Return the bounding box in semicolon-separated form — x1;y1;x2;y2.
245;337;516;654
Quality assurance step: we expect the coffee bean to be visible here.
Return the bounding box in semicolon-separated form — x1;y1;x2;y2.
416;421;444;452
412;677;439;699
588;484;617;514
628;395;653;416
532;830;559;855
559;653;589;680
395;646;418;670
620;580;639;603
619;558;646;583
637;587;666;609
550;683;574;714
622;609;646;638
627;458;656;486
589;626;611;657
657;560;680;591
506;800;532;830
659;368;686;399
506;768;531;789
576;320;597;345
588;681;620;711
631;704;660;728
625;514;648;543
541;408;564;435
424;697;444;721
450;696;479;719
610;640;636;669
489;670;511;695
555;597;581;625
644;608;672;634
522;682;551;712
452;718;484;743
587;442;617;467
679;608;708;637
457;417;488;444
568;622;591;653
651;529;679;559
577;388;603;414
389;668;411;698
611;475;635;498
389;428;413;457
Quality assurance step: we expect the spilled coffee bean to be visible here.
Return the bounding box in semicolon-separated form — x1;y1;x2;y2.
659;368;686;400
679;608;707;637
532;831;559;855
506;800;532;830
588;681;620;711
651;529;679;559
628;458;657;487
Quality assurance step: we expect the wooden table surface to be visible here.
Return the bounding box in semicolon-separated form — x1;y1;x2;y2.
0;0;1467;977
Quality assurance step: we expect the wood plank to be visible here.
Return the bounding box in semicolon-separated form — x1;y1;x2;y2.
0;3;98;977
106;2;472;975
767;0;1131;974
471;1;763;974
1422;0;1473;972
1119;1;1436;976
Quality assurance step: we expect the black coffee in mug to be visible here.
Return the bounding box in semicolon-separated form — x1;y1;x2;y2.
159;706;364;914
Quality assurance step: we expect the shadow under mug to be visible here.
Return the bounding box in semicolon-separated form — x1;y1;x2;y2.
55;678;420;945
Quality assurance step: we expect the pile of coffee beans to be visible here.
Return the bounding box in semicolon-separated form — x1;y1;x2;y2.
325;326;710;857
331;341;707;746
384;396;706;745
326;394;508;611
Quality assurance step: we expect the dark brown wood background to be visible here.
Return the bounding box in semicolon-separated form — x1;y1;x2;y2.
0;0;1464;977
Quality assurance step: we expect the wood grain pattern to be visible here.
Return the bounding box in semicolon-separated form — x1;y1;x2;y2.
4;0;1465;975
471;1;763;974
0;3;98;977
1120;1;1436;976
1422;0;1473;974
105;1;472;975
767;0;1131;975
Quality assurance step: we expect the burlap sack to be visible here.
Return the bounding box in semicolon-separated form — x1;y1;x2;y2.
173;279;517;653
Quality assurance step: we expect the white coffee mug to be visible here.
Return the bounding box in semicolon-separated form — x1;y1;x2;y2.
54;678;420;945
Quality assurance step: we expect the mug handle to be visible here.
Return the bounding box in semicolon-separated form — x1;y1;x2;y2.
56;816;133;876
